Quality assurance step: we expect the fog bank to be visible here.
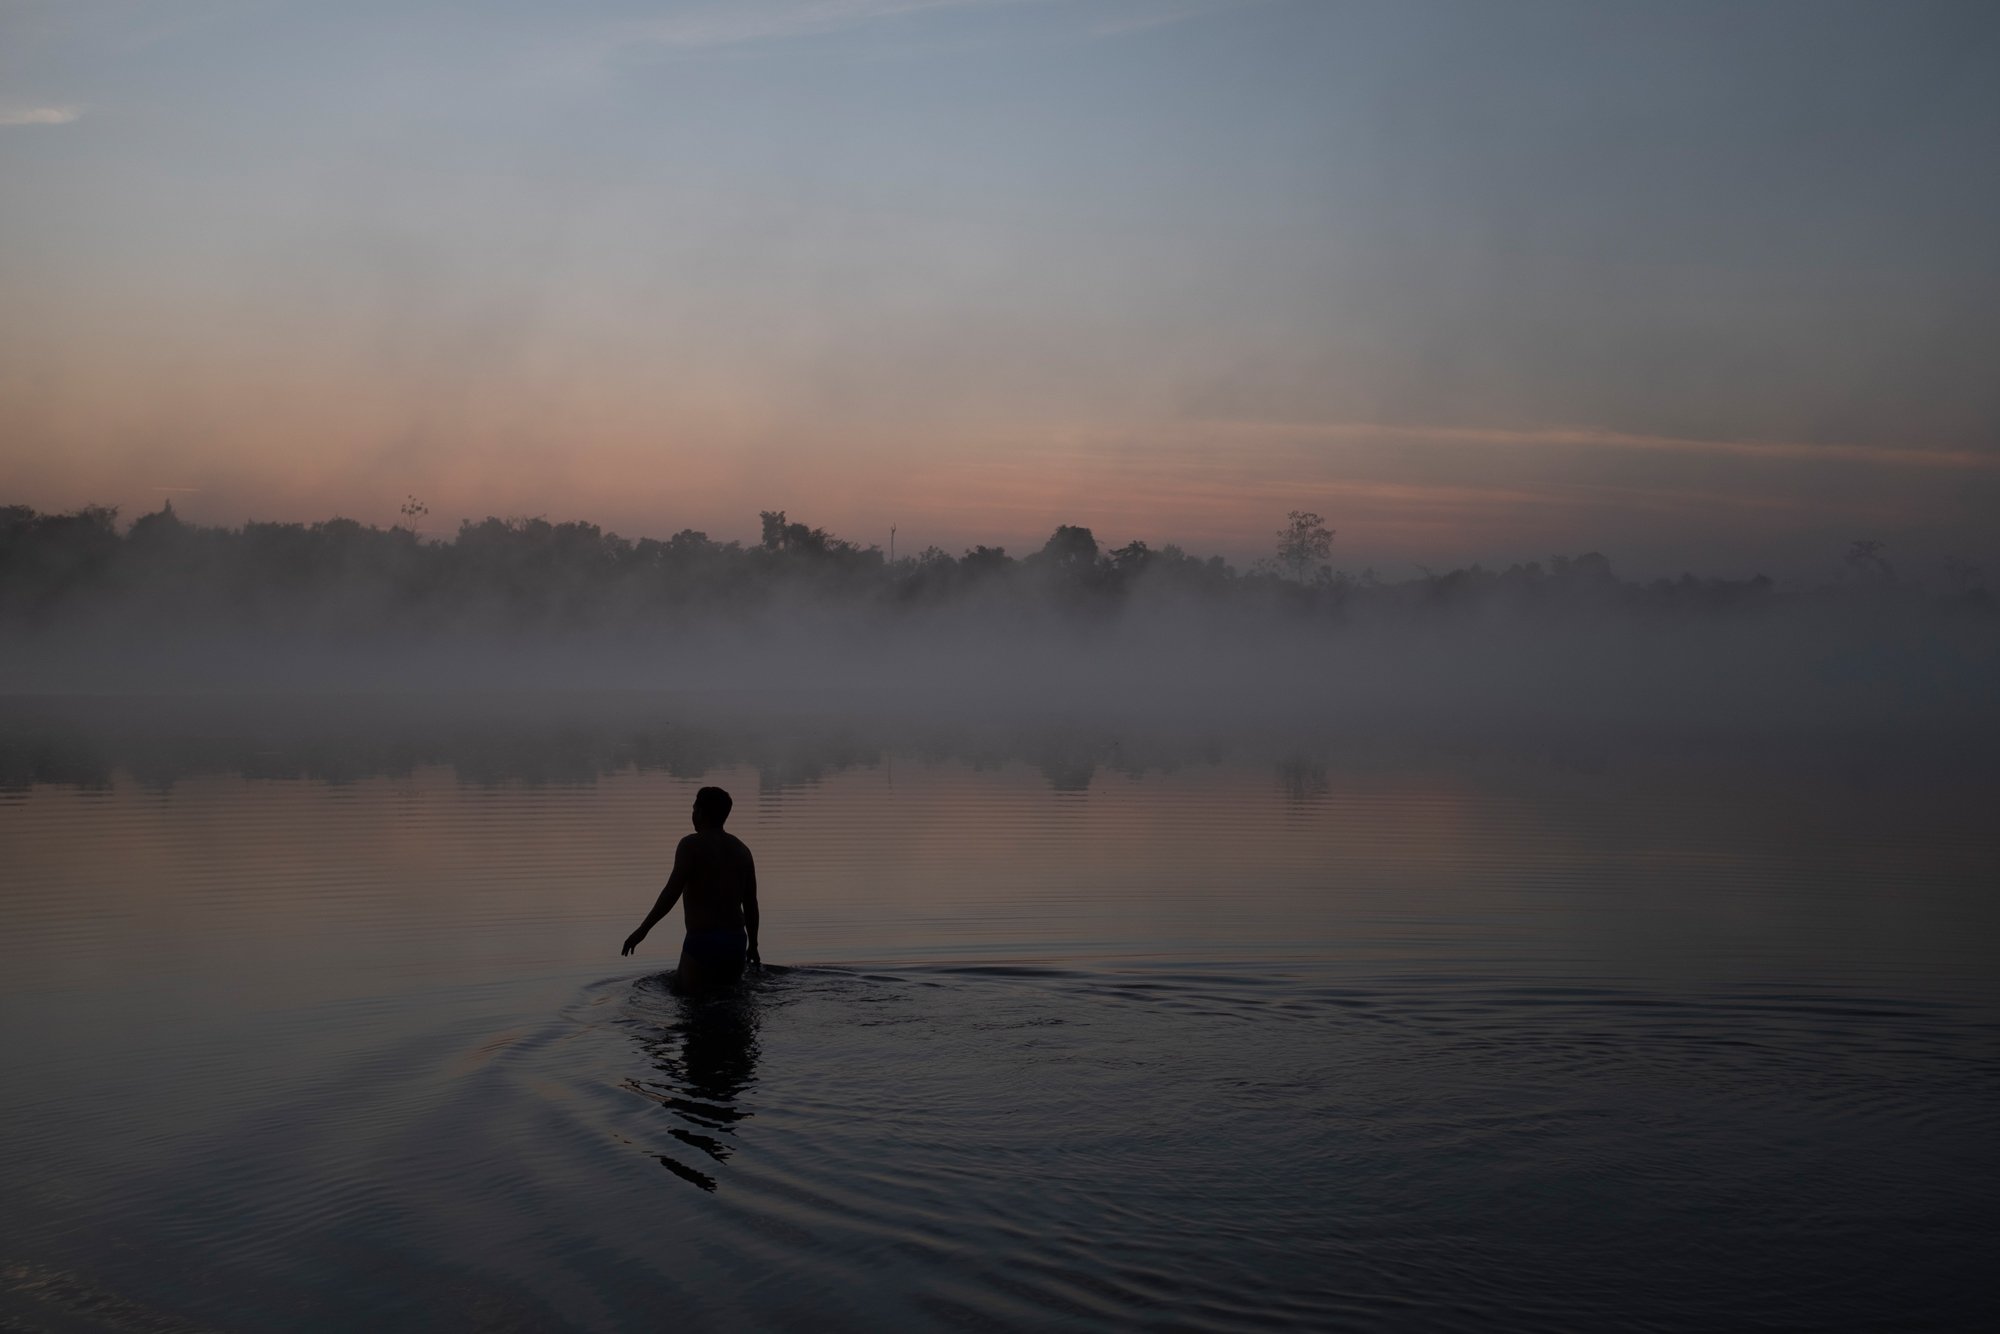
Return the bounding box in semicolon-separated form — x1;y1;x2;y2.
3;504;1993;738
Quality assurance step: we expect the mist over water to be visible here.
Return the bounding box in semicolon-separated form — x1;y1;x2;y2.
4;504;1995;741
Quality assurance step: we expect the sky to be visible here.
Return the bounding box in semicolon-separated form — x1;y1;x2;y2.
2;0;1997;579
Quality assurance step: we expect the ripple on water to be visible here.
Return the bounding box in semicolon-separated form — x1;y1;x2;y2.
389;963;2000;1332
4;741;1997;1332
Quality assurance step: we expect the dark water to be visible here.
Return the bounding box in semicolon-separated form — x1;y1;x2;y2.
2;699;1997;1331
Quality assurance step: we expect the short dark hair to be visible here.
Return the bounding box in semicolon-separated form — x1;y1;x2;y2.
693;786;733;825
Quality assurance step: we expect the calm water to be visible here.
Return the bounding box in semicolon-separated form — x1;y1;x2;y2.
1;697;1997;1332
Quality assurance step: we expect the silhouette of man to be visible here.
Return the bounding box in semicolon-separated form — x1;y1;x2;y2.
622;786;761;994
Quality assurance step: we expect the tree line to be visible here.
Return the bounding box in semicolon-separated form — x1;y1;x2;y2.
0;500;1984;635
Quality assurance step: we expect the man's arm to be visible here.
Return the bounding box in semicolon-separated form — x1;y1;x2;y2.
743;851;761;967
622;837;690;956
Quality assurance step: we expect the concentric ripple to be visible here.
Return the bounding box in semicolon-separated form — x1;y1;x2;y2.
2;723;1997;1332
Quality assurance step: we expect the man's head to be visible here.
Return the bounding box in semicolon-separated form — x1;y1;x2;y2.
692;785;733;830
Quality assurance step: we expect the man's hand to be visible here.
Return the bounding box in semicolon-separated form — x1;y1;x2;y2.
622;928;646;957
747;945;762;969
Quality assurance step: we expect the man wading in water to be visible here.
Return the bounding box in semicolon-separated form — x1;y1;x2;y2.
622;786;761;994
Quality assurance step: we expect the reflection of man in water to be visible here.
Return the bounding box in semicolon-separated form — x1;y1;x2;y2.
622;786;761;994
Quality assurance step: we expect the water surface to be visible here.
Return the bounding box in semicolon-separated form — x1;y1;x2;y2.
2;699;1995;1331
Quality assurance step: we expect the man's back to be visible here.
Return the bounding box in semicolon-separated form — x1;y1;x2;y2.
676;828;756;932
621;786;762;992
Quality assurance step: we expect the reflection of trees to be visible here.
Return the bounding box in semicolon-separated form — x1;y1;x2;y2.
0;700;1113;793
6;691;1995;799
0;700;1211;795
1275;756;1330;803
0;699;882;793
1036;755;1097;793
0;699;1212;794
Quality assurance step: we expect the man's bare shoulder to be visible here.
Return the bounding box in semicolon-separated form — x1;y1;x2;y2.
681;829;751;856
